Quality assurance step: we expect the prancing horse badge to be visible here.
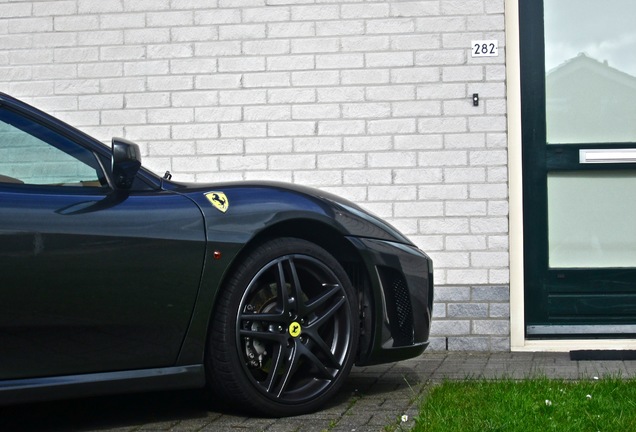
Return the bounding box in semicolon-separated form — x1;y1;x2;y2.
205;192;229;213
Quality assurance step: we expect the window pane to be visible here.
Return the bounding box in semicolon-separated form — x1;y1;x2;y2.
0;113;102;187
548;171;636;268
545;0;636;144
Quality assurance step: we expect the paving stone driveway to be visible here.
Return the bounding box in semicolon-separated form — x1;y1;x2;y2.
3;352;635;432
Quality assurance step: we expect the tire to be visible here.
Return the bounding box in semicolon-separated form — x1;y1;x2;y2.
207;238;359;417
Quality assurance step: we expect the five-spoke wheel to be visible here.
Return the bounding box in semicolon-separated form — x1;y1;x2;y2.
207;238;358;416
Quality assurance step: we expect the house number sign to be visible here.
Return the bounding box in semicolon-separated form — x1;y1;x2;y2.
471;40;499;57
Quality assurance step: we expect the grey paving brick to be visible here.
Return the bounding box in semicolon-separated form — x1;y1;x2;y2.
5;353;636;432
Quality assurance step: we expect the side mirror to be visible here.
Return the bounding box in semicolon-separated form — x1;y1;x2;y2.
111;137;141;190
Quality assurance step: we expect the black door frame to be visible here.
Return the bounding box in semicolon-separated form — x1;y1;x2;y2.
519;0;636;338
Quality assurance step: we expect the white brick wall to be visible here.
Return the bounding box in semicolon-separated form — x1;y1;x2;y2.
0;0;509;351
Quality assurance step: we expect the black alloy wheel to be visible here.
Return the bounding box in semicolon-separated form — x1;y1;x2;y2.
207;238;358;417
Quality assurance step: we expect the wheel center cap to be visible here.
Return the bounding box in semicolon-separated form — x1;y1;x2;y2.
288;321;302;338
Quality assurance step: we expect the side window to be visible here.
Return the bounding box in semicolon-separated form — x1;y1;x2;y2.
0;108;105;187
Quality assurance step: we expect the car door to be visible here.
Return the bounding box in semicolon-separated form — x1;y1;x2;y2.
0;105;206;380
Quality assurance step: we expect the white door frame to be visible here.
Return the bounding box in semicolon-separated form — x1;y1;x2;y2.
504;0;636;351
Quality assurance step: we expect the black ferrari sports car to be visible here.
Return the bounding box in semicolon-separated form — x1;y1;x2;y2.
0;92;433;416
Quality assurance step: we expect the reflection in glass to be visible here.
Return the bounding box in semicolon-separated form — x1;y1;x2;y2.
544;0;636;144
548;171;636;268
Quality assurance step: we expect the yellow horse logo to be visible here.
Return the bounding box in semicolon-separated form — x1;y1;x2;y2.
205;191;229;213
288;322;302;338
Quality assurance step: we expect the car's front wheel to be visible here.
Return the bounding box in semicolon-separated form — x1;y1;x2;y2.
207;238;359;416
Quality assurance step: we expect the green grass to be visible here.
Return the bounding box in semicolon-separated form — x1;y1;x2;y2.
412;378;636;432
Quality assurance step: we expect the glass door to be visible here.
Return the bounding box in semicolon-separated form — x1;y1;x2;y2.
521;0;636;337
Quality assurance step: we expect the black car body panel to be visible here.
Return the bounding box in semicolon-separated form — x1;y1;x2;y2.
0;92;433;408
0;187;206;380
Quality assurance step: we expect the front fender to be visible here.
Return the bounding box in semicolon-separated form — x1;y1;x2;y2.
173;182;419;365
187;181;413;246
